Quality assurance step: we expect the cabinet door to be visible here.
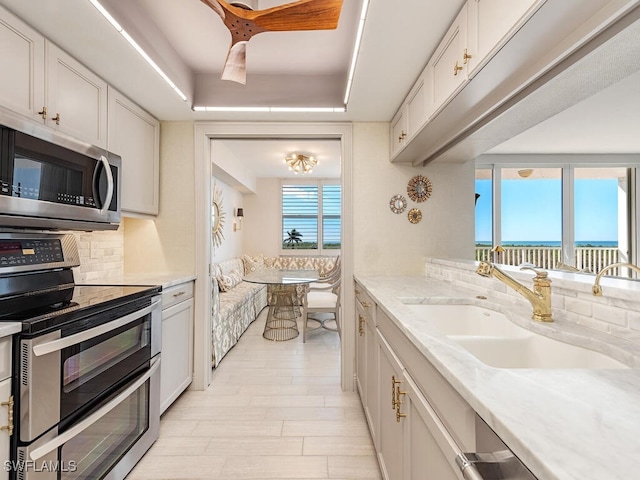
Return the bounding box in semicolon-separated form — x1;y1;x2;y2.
428;3;468;115
402;374;464;480
46;42;108;148
0;377;10;480
108;87;160;215
406;73;429;138
0;6;45;121
376;331;404;480
467;0;541;77
355;305;367;402
364;311;378;447
390;106;408;158
160;297;194;414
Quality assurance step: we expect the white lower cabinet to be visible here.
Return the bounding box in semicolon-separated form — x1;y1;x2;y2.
403;373;464;480
0;378;10;480
0;336;12;480
160;281;194;414
376;331;404;480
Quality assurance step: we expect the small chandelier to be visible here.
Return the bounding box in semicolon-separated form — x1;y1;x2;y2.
284;153;318;174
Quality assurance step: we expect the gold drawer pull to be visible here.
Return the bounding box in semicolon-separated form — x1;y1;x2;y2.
1;395;14;436
391;376;401;409
463;48;472;64
361;301;371;308
395;386;406;422
358;314;365;336
172;291;186;298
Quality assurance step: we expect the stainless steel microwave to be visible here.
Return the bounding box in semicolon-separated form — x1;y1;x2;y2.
0;123;121;231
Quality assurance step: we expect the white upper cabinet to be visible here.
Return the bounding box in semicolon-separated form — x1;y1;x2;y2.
108;87;160;215
390;107;408;157
0;7;45;121
47;43;108;148
0;5;108;148
466;0;542;77
427;3;469;116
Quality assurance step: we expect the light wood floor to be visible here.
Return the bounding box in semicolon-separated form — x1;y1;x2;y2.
128;309;381;480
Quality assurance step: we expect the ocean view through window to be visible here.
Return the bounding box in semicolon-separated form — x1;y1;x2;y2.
282;180;341;254
475;165;634;276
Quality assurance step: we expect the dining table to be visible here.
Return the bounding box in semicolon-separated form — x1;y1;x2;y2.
243;269;319;341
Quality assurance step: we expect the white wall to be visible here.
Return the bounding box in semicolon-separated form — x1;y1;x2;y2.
353;122;474;274
212;177;245;261
243;177;282;257
124;121;196;274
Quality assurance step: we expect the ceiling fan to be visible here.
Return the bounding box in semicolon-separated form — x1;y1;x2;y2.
200;0;344;84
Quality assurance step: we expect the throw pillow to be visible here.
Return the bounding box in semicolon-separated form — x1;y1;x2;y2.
217;270;243;292
242;254;265;275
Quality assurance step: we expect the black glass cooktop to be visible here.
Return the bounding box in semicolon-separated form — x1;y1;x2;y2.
1;284;161;335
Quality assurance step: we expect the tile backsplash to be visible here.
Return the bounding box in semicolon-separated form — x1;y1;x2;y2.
425;257;640;346
72;228;124;283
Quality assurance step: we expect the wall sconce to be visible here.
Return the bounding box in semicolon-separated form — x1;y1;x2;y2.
233;208;244;232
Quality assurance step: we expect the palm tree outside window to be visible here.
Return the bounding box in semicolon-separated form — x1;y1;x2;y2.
281;180;341;254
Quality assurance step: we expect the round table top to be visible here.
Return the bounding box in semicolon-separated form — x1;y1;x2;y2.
243;269;319;285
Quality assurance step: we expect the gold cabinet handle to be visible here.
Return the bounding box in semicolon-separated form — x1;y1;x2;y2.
361;301;371;308
358;314;365;336
398;131;407;143
395;386;406;422
173;291;186;298
391;376;401;409
463;48;472;64
52;113;61;125
38;106;47;120
454;61;463;76
1;395;14;436
355;289;361;295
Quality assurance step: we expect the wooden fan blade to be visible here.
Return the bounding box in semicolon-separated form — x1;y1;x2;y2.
254;0;344;32
200;0;225;20
221;41;247;84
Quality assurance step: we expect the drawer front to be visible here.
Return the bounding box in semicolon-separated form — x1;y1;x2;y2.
0;337;11;381
376;309;476;451
162;281;194;309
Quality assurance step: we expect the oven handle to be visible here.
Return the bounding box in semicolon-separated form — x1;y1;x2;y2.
33;297;161;357
29;355;160;461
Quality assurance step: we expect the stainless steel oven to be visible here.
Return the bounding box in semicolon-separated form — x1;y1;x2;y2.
0;233;161;480
0;121;121;231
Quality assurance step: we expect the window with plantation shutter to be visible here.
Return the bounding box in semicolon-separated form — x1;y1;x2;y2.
281;181;341;254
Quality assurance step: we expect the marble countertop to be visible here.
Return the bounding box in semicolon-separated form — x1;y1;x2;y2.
354;274;640;480
0;322;22;338
81;273;196;290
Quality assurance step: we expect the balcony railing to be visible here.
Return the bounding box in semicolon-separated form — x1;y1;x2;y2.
475;246;620;274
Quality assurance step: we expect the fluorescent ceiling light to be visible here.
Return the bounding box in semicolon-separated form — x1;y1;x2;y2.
88;0;188;102
193;106;346;113
344;0;370;105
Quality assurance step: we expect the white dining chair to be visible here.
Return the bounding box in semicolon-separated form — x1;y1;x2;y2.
302;274;341;343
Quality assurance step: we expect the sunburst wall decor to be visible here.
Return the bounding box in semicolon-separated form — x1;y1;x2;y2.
212;185;226;248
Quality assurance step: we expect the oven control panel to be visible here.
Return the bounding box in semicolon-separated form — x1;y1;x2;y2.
0;238;64;267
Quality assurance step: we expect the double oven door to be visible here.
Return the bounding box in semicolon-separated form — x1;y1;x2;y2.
12;295;161;480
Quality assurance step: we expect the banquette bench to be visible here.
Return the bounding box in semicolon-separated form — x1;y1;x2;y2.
211;254;339;366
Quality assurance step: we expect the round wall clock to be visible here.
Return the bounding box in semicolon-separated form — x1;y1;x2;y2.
407;175;433;203
389;194;407;214
408;208;422;224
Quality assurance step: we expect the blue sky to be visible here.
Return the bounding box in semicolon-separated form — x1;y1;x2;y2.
475;178;619;243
